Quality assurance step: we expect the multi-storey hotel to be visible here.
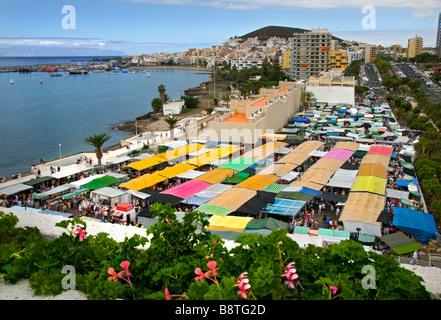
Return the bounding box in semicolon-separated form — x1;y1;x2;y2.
287;28;332;81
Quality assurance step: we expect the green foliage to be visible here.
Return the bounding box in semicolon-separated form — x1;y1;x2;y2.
151;97;163;113
0;208;433;300
180;95;200;109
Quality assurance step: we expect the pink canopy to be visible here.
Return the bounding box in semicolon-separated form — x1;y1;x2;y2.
323;148;354;161
368;146;393;158
160;180;211;199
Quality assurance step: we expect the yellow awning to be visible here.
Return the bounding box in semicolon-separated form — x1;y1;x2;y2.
194;168;236;184
358;163;387;179
277;152;311;166
207;215;254;232
234;174;280;190
164;143;204;160
187;146;239;167
156;163;197;179
119;172;167;191
126;155;165;171
351;175;387;195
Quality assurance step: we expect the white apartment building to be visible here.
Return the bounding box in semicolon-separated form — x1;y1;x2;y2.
230;58;264;70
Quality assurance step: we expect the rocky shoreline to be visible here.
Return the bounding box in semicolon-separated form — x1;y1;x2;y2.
114;80;224;135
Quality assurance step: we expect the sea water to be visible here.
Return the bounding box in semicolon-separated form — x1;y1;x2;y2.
0;66;209;178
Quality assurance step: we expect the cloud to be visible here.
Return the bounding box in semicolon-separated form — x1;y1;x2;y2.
333;28;437;47
127;0;441;16
0;37;216;56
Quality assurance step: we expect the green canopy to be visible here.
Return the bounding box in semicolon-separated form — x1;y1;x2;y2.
262;183;287;194
245;218;289;231
210;230;244;241
219;157;256;172
23;176;54;186
61;188;90;200
222;172;250;184
276;191;314;203
195;203;233;216
294;226;310;234
379;231;421;255
81;175;122;190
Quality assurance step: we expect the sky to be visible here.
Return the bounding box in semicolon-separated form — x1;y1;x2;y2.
1;0;441;56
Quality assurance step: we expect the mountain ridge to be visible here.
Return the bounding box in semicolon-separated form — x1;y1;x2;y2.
240;25;343;41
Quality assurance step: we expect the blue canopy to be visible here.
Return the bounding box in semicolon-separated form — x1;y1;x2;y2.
298;187;322;197
292;117;309;123
391;206;438;244
396;180;409;187
326;132;340;136
262;198;306;217
411;178;419;186
327;119;337;123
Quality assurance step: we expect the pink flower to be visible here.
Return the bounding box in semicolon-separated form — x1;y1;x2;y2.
282;262;299;289
120;261;131;276
73;227;87;242
195;267;206;281
235;279;251;299
108;268;118;282
234;272;251;299
206;261;219;277
329;285;338;295
165;287;171;300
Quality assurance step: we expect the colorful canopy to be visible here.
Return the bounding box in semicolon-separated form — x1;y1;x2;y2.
194;168;236;184
126;154;166;171
339;192;384;236
351;176;387;195
310;157;346;172
234;174;280;191
222;172;250;184
82;175;122;190
207;215;254;232
156;163;197;179
195;203;233;216
219;157;257;172
160;180;211;199
323;148;354;161
391;206;438;244
368;145;393;157
206;187;257;211
358;163;387;179
262;198;306;217
119;172;167;191
360;153;391;167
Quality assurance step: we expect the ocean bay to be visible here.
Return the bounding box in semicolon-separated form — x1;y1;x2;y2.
0;67;209;178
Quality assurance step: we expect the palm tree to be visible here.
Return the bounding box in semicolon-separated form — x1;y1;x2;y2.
158;84;166;104
164;116;179;140
84;133;111;166
205;107;214;115
301;91;315;110
151;97;163;113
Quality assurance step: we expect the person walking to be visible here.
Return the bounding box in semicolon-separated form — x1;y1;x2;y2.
410;250;418;265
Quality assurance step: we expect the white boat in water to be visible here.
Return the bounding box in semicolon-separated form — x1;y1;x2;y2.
10;78;13;84
147;71;150;77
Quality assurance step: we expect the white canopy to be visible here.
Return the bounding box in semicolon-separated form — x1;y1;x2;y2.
287;233;324;249
326;169;358;189
176;169;206;179
0;183;33;196
50;167;83;179
386;188;409;200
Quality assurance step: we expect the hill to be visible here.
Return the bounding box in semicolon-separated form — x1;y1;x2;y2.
240;25;342;41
